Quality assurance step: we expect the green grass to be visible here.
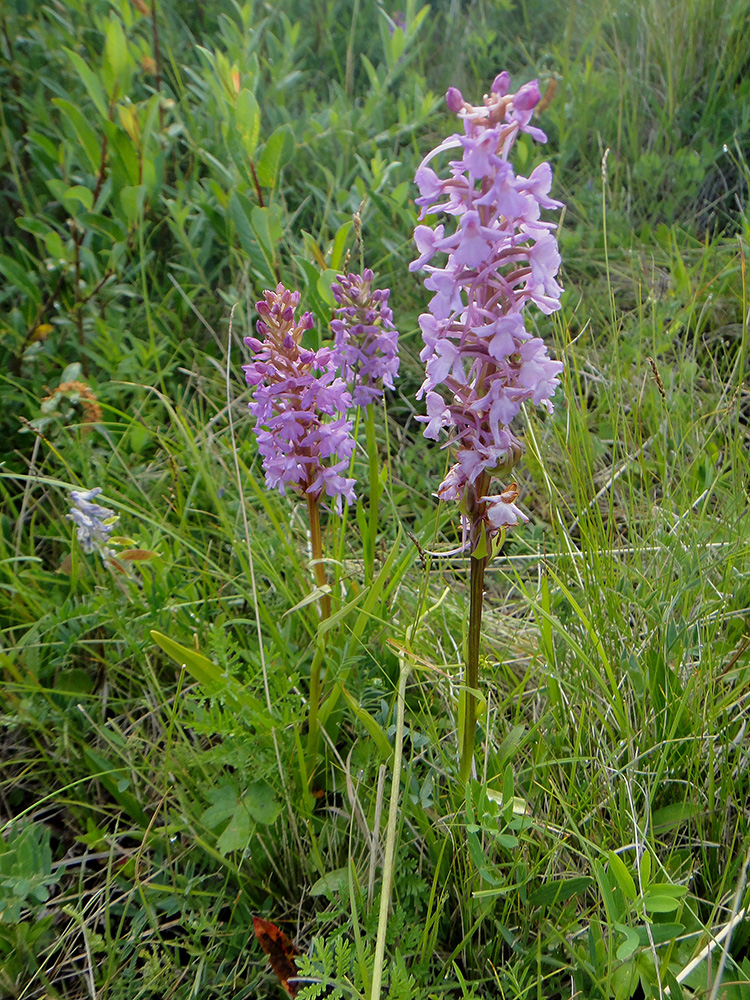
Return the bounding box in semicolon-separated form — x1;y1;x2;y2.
1;0;750;997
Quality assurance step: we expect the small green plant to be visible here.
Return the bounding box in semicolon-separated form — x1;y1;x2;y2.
0;823;59;924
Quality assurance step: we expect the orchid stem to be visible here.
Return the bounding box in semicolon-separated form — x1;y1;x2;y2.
458;530;488;786
306;493;330;776
364;404;380;585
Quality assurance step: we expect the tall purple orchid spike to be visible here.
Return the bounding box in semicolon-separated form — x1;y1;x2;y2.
411;73;564;543
411;73;564;784
330;269;400;407
243;284;359;776
242;284;356;511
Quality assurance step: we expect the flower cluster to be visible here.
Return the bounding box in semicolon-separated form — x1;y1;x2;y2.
67;488;118;562
411;72;564;531
243;284;356;510
330;269;400;407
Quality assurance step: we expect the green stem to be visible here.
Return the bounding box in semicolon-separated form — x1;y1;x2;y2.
364;404;380;585
306;493;330;773
458;544;487;785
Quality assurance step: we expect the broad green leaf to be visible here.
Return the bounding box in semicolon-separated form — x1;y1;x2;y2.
528;876;594;907
466;829;501;885
615;923;640;960
611;961;637;1000
200;783;238;828
108;127;140;186
341;686;392;761
642;893;681;913
255;125;294;188
78;212;128;243
0;254;40;305
502;763;514;822
104;17;129;80
229;191;257;256
636;923;684;946
494;724;527;768
229;193;280;285
250;203;284;258
236;88;260;158
215;802;251;855
52;98;101;172
594;859;623;924
665;971;684;1000
120;185;146;223
608;850;637;901
149;630;261;713
330;220;353;271
61;362;82;382
318;683;342;729
652;801;698;832
55;668;94;695
245;780;282;825
316;268;338;307
639;849;651;887
643;882;688;898
44;230;67;260
64;48;109;119
62;185;94;212
16;216;53;238
310;867;349;897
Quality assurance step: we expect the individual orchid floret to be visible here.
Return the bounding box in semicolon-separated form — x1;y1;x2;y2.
67;488;118;562
243;284;356;510
411;72;564;537
330;269;400;407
